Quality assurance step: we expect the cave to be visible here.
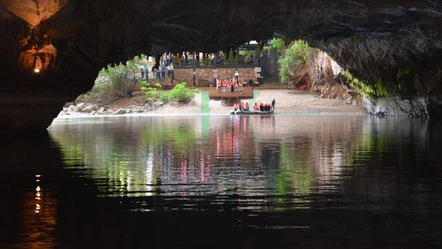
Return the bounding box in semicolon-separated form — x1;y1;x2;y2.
1;0;442;134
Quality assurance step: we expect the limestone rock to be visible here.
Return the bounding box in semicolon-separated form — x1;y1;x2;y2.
81;106;95;113
362;96;432;117
115;109;127;115
98;107;106;114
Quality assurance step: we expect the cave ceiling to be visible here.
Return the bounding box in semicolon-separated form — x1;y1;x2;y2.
0;0;442;86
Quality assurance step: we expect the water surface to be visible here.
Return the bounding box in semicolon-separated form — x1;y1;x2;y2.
1;115;441;249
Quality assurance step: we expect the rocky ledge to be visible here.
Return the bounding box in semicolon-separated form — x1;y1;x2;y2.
362;95;442;117
59;101;164;117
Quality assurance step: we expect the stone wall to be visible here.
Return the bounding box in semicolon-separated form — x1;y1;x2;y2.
174;68;257;87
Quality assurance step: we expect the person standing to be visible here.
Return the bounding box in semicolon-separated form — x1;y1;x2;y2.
140;67;145;79
169;63;174;84
271;99;276;112
216;79;221;93
143;65;148;80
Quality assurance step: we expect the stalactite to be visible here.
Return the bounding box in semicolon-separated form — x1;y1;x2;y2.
32;0;40;15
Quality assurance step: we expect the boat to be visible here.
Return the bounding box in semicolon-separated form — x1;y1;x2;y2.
230;110;274;115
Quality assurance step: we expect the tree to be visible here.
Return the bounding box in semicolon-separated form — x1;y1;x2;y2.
278;40;311;84
271;38;285;55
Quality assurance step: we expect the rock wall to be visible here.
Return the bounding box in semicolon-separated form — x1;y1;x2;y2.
289;48;442;116
286;49;361;106
362;95;442;117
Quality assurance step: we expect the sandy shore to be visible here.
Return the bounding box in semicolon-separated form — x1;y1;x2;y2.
149;89;367;115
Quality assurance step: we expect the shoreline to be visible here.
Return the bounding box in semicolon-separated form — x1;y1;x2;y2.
55;111;368;119
56;89;367;118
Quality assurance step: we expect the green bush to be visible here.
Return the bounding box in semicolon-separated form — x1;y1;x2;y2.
90;54;149;102
144;87;161;103
170;82;199;102
140;80;150;92
90;63;131;101
154;83;162;89
160;92;171;102
140;82;198;103
240;50;255;63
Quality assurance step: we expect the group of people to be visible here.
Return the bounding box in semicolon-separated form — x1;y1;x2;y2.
150;63;175;80
233;99;276;113
216;78;243;94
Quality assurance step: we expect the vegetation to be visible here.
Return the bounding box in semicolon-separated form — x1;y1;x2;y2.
260;38;312;84
239;50;255;63
396;68;410;80
228;50;236;64
202;56;210;66
140;81;199;103
140;80;162;103
262;38;285;56
88;55;149;102
169;82;199;102
396;68;411;94
90;63;132;102
277;40;311;84
270;38;285;54
77;53;201;106
342;70;392;99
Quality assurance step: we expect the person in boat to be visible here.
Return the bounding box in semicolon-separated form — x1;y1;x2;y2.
271;99;276;111
253;103;260;112
259;102;264;112
244;102;250;111
235;102;244;114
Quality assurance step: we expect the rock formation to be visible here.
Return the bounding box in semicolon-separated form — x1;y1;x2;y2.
1;0;442;133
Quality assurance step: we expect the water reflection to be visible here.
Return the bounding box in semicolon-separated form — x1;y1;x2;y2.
48;116;369;203
0;132;60;249
46;116;442;212
1;116;441;248
48;115;442;215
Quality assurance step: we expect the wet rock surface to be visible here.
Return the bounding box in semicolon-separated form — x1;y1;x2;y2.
362;95;442;117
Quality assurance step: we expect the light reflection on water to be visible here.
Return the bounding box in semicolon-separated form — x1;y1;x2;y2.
1;115;441;249
49;115;361;202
